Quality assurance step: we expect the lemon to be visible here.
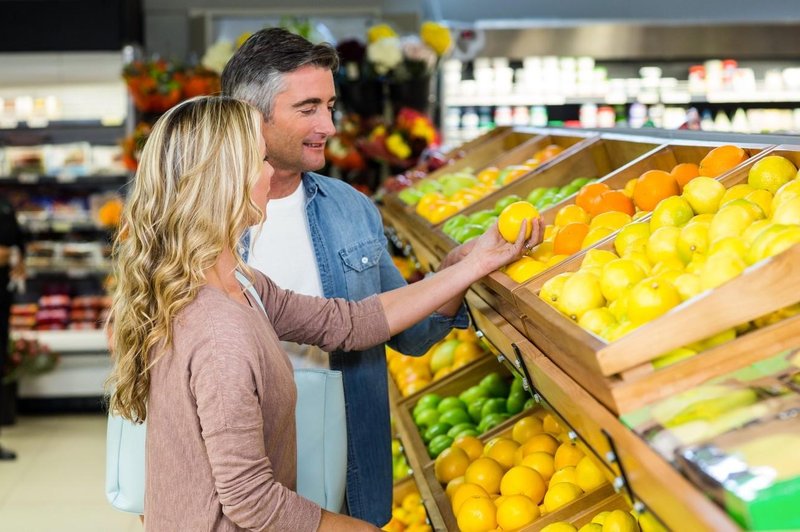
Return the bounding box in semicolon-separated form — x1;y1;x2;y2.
457;496;498;532
771;196;800;226
505;257;548;284
614;223;651;256
746;224;792;264
742;219;772;247
590;211;632;231
724;198;766;220
579;524;603;532
627;278;681;325
773;179;800;214
700;328;737;350
652;347;698;369
531;240;555;261
496;495;540;530
539;272;573;307
555;204;590;227
646;226;681;265
708;204;758;244
519;452;556;481
452;483;490;515
672;273;702;301
650;196;694;230
651;258;684;279
592;511;612;525
578;308;618;336
544;224;558;240
558;272;606;320
720;183;755;206
607;294;629;322
498;201;540;243
602;321;639;342
763;226;800;259
676;222;709;264
624;251;652;275
554;443;585;470
744;189;773;218
575;456;606;491
691;213;715;224
707;236;747;261
541;523;578;532
547;254;570;267
599;258;646;301
700;253;745;290
582;227;616;249
601;509;639;532
581;249;619;270
748;155;797;194
500;465;546;502
549;466;578;486
543;482;584;513
682;176;726;214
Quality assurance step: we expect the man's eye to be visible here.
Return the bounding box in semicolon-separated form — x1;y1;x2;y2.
300;108;314;115
327;106;335;114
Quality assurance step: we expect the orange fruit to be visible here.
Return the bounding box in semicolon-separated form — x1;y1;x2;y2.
698;145;747;178
543;482;584;513
452;483;490;514
454;435;485;462
501;166;532;185
555;204;591;227
576;183;611;214
671;162;700;190
496;494;541;530
519;433;560;456
457;496;498;532
542;413;563;435
446;476;466;500
477;166;500;185
511;415;544;444
498;201;540;243
553;222;590;255
465;457;505;494
553;443;585;470
539;144;565;161
591;190;635;216
500;465;547;503
435;446;471;484
484;437;520;471
519;451;556;481
453;342;484;365
633;170;680;212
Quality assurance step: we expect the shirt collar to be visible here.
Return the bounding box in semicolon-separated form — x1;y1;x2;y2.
301;171;331;201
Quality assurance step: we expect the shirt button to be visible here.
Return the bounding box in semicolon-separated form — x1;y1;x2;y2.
361;256;369;264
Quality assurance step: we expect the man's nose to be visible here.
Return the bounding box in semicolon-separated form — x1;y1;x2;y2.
317;110;336;137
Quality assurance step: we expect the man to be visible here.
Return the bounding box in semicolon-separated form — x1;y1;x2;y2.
0;196;25;461
222;28;470;525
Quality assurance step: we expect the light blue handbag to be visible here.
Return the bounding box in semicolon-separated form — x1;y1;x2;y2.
105;273;348;514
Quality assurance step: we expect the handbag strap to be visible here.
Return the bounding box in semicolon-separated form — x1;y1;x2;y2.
234;270;268;317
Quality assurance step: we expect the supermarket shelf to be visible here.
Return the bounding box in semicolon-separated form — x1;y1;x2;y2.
22;219;111;234
0;174;129;188
10;329;108;354
27;264;111;278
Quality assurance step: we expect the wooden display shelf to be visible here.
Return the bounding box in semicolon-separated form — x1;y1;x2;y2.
512;146;800;412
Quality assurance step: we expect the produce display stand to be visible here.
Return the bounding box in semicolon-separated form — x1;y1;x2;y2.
380;127;800;531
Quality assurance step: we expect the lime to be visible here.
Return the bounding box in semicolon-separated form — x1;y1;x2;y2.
447;423;477;438
428;434;454;458
437;396;467;413
526;187;547;205
440;408;472;427
494;194;523;215
459;385;490;405
523;398;536;410
510;375;525;395
423;422;452;443
479;412;511;433
506;391;527;415
480;373;510;398
442;214;469;236
414;393;442;414
481;398;508;419
468;397;488;422
414;408;440;429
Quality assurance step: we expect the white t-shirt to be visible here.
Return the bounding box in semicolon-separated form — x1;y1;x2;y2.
248;183;329;369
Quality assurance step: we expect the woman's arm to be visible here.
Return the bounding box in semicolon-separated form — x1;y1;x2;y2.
379;218;543;336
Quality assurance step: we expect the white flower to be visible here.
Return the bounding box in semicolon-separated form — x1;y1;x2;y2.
401;36;437;71
202;40;235;74
367;37;403;75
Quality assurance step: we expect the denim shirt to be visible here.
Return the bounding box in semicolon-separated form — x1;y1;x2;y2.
245;172;468;525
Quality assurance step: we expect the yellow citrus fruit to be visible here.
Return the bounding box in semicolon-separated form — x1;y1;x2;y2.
484;437;520;471
464;457;505;494
590;211;633;232
709;204;758;243
748;155;797;194
541;523;579;532
427;202;460;224
500;465;546;503
700;253;746;290
763;226;800;259
453;435;484;462
582;227;616;249
498;201;540;243
771;196;800;225
541;413;563;435
578;307;618;336
435;446;471;484
493;494;507;508
543;482;584;513
592;511;612;525
446;476;466;500
601;509;639;532
547;254;570;267
646;226;681;265
708;236;747;261
581;249;619;270
558;271;606;321
496;494;541;530
649;196;694;231
773;179;800;213
745;189;773;217
454;342;484;366
402;491;422;513
520;451;556;481
550;466;578;486
682;176;726;214
624;178;638;197
531;240;555;261
539;272;572;308
452;482;490;514
720;183;755;206
555;204;591;227
741;219;772;247
676;221;709;263
672;273;702;301
505;256;548;284
575;456;606;491
554;443;585;470
614;222;650;256
599;258;646;301
511;415;544;444
578;524;603;532
457;495;498;532
519;433;560;457
627;278;681;325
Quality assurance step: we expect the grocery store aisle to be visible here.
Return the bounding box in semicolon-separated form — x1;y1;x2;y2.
0;415;140;531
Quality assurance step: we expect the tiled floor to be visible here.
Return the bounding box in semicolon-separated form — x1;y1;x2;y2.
0;415;141;531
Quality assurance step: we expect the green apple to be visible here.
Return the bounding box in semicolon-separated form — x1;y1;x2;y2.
442;214;469;236
493;194;523;215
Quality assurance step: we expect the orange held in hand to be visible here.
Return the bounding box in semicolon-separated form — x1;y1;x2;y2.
633;170;680;211
698;145;747;178
498;201;540;243
553;222;590;256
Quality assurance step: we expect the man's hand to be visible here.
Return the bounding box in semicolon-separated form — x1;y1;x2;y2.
463;218;545;277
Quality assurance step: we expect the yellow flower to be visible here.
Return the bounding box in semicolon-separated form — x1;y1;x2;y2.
411;118;435;144
421;21;452;56
367;24;397;43
386;133;412;160
235;32;253;49
369;125;387;141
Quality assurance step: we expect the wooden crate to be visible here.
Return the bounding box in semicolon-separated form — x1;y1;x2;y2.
512;145;800;414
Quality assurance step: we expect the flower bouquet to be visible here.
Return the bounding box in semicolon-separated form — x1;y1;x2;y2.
4;337;59;384
123;59;185;113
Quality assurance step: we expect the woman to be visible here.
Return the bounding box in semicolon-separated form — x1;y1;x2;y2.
107;96;542;531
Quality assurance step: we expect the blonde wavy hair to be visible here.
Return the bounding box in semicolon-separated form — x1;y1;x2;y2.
107;96;265;422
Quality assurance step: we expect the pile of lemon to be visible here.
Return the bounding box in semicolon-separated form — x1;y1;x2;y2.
538;154;800;347
540;508;646;532
433;411;608;531
382;489;431;532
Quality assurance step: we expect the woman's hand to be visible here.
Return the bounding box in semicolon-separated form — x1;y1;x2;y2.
463;217;545;277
